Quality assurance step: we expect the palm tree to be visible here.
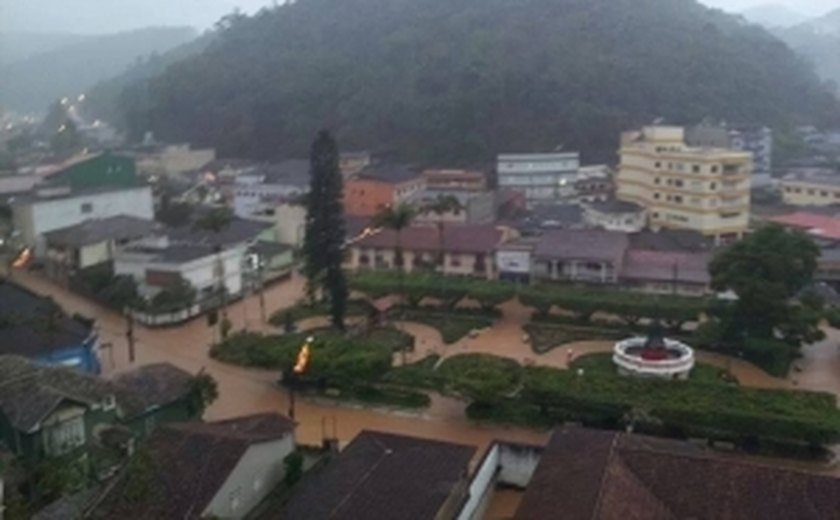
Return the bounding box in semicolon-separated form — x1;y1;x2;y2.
423;195;463;273
373;204;416;273
373;203;415;365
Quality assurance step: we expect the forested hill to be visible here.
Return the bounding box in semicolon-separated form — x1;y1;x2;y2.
0;26;196;114
115;0;840;164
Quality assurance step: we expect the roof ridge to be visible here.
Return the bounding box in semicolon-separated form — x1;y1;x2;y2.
329;435;394;518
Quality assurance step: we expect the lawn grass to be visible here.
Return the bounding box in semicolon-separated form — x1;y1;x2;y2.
523;322;624;354
269;299;372;326
399;309;494;344
569;353;737;385
438;353;522;397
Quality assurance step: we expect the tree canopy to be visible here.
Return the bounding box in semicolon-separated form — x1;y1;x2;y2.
109;0;840;164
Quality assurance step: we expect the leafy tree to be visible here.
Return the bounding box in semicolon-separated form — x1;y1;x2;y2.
150;280;197;312
303;130;348;329
709;224;822;345
190;371;219;412
49;119;82;157
283;451;304;487
423;195;462;269
193;207;233;232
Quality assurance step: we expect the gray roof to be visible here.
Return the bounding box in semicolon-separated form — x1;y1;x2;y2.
110;363;195;418
43;215;157;247
0;281;93;358
168;217;272;248
621;250;711;285
281;430;475;520
0;356;194;432
783;171;840;188
0;355;115;432
530;204;584;227
89;414;295;519
629;229;713;253
252;240;293;257
357;164;421;184
535;229;629;262
261;159;311;187
586;199;644;215
10;184;150;206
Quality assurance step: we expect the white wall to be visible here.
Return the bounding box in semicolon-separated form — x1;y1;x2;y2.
79;241;111;268
496;249;532;274
204;435;294;519
16;187;154;250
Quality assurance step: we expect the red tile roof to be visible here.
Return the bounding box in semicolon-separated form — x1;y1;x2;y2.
768;212;840;241
353;224;505;254
516;428;840;519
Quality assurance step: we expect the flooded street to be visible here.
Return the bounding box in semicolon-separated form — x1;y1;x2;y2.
8;267;840;457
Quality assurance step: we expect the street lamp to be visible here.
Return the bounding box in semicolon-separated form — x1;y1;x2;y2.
288;336;313;419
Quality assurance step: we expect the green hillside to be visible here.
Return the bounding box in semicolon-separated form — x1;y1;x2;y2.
114;0;840;163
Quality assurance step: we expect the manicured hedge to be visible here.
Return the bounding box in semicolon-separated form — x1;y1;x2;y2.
400;309;494;344
268;299;373;326
349;272;514;310
438;354;522;400
521;366;840;445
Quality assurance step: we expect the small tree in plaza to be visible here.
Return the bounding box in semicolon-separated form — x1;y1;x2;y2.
302;130;348;329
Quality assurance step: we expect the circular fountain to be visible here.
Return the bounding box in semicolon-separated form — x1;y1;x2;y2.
612;323;695;380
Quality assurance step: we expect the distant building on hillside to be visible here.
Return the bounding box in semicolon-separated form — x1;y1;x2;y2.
582;199;646;233
339;151;372;177
617;126;752;242
422;169;488;192
46;152;141;191
232;160;310;217
496;152;580;207
133;144;216;177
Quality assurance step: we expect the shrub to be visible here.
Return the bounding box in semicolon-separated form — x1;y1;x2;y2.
523;323;623;354
384;355;444;389
438;354;521;401
400;309;493;344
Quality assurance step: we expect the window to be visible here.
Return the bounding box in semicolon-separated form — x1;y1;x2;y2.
692;165;700;173
795;188;802;193
711;166;719;173
654;193;660;200
674;179;684;188
710;183;717;190
808;189;816;195
654;162;661;169
785;187;792;193
654;178;661;184
652;212;660;219
822;191;829;197
673;195;683;203
81;202;93;214
45;416;85;455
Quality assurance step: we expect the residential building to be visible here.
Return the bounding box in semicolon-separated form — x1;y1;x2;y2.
409;190;496;225
344;165;425;216
574;164;614;203
512;428;840;519
620;249;712;296
11;185;155;254
0;281;99;373
422;169;487;192
582;199;646;232
339;151;372;177
347;224;510;279
515;203;585;235
686;122;773;177
46;152;141;191
88;413;296;519
248;199;307;247
497;152;580;207
780;170;840;206
533;229;628;284
496;238;538;284
766;211;840;243
617;125;752;241
43;215;157;281
232;160;310;217
0;356;199;465
280;430;474;520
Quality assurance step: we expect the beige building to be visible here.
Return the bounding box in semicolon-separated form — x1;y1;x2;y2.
616;126;752;242
780;171;840;206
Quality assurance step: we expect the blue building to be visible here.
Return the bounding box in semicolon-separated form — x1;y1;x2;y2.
0;280;99;373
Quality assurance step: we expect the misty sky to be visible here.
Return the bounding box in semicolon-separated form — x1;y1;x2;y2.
1;0;837;34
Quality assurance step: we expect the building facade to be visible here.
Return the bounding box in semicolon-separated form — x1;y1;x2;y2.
11;185;155;253
497;152;580;207
686;123;773;177
616;126;752;241
780;171;840;206
343;166;425;217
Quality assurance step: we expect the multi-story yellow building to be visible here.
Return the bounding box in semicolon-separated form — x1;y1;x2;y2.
780;172;840;206
616;126;752;242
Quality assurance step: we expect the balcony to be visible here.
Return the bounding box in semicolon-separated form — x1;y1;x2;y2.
722;164;744;176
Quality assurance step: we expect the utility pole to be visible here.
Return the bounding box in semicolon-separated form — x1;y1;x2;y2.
258;259;267;324
126;313;135;364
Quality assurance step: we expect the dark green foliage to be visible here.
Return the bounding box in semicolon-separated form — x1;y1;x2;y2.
383;355;444;389
437;354;521;402
523;323;624;354
115;0;839;163
70;264;141;310
193;207;233;232
190;372;219;411
156;201;194;228
400;309;494;344
349;272;513;311
570;353;734;385
283;452;304;487
150;280;197;312
303;131;348;329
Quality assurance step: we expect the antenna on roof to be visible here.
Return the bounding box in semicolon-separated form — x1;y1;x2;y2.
652;117;665;125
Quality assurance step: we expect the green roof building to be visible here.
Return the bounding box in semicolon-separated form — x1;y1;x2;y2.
49;153;141;190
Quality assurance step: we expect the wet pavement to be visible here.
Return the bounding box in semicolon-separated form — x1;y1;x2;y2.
7;267;840;456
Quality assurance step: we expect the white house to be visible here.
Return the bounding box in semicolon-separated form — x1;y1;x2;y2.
233;160;309;217
11;185;154;255
582;199;647;233
497;152;580;207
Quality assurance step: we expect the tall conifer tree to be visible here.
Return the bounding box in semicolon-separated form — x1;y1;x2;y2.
303;130;348;329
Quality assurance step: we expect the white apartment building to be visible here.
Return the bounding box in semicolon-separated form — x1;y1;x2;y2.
497;152;580;207
616;126;752;242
